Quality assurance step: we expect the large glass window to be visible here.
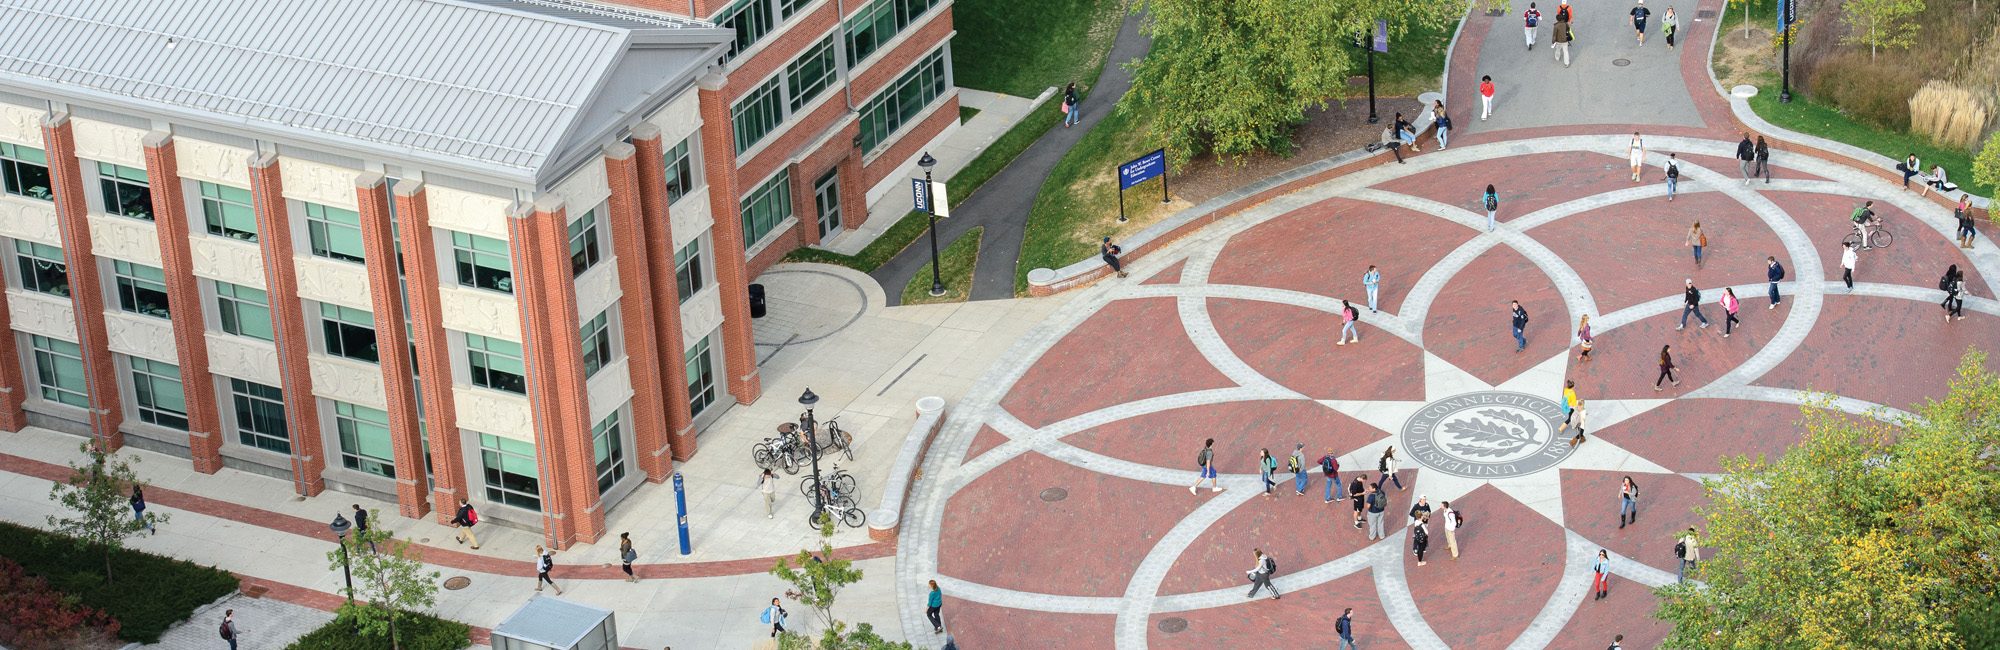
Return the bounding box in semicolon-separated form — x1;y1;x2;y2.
787;38;840;112
0;142;52;201
30;335;88;408
130;357;189;430
13;240;67;296
845;0;942;64
451;231;513;293
662;137;697;205
216;281;274;341
717;0;775;61
320;303;379;363
230;378;289;454
581;310;614;378
479;434;541;510
859;48;950;154
306;202;366;263
592;411;627;495
675;238;705;302
778;0;813;17
96;162;152;221
740;170;792;249
731;77;785;155
466;334;526;394
686;336;717;418
567;210;601;277
334;401;395;478
112;260;170;319
199;182;258;242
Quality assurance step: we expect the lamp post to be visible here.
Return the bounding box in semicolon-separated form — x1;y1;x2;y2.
918;153;945;297
799;388;824;524
1360;30;1378;124
1779;0;1793;103
328;514;354;604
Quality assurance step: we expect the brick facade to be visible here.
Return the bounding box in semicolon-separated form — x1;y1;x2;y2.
629;126;698;462
247;154;326;496
40;114;124;449
393;182;471;521
0;274;23;431
600;143;674;483
354;174;429;518
509;199;605;548
697;72;764;406
141;133;224;472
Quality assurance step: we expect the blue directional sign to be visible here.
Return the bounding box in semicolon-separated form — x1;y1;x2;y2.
1119;149;1167;190
911;178;932;214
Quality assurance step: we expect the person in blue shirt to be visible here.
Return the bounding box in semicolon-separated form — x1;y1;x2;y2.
1337;608;1357;649
1362;265;1382;313
926;580;945;633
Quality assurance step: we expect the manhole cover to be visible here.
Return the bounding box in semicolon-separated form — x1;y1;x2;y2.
443;576;471;591
1612;58;1633;67
1696;9;1717;18
1158;617;1189;633
1039;488;1068;502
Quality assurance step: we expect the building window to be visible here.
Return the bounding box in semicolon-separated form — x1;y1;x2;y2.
130;357;188;431
112;260;170;319
686;336;717;418
216;281;274;341
466;334;526;394
230;378;289;454
859;48;950;154
846;0;942;65
13;240;67;297
592;411;627;495
0;142;52;201
778;0;813;18
320;303;379;363
787;38;839;112
567;210;601;277
731;77;785;155
334;401;395;478
30;335;88;408
451;231;513;293
479;433;541;511
96;162;152;221
740;170;792;249
675;238;705;302
718;0;775;61
306;202;366;263
581;310;614;378
662;137;697;205
199;182;259;242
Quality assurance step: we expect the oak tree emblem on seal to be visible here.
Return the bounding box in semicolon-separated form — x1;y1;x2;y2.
1401;392;1572;479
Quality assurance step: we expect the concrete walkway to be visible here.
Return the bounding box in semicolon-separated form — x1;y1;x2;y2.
872;9;1153;303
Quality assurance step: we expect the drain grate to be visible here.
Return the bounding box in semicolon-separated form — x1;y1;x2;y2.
1612;58;1633;67
443;576;472;591
1039;488;1069;502
1158;617;1189;633
1696;9;1717;18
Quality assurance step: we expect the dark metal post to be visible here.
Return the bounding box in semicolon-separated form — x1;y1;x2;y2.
328;515;354;605
800;389;824;524
1366;39;1379;124
1779;1;1793;103
919;153;944;296
673;472;691;555
1161;156;1170;204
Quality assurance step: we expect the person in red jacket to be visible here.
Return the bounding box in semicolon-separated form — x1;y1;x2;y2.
1480;76;1496;120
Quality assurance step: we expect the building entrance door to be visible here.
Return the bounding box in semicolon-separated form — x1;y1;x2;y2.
814;169;842;239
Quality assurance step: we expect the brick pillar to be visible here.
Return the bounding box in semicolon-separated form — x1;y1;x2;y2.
696;68;763;406
143;132;223;471
791;162;822;248
602;143;674;482
41;114;123;449
0;275;25;431
629;125;697;462
509;199;605;548
394;182;469;522
835;130;869;231
248;153;325;496
354;173;428;519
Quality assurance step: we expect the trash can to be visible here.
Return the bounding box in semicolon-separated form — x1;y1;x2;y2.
749;283;767;318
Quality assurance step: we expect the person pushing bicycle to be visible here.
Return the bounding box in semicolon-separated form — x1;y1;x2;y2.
1851;201;1880;249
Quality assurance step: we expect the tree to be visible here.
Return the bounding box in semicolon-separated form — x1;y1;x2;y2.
1973;129;2000;193
1128;0;1463;167
777;621;919;650
325;518;441;650
45;443;165;583
1654;351;2000;648
1840;0;1925;61
771;520;865;632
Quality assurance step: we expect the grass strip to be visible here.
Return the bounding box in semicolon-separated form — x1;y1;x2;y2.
1749;85;1995;199
900;226;984;304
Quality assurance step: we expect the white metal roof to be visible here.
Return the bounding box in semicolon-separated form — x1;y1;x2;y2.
0;0;729;188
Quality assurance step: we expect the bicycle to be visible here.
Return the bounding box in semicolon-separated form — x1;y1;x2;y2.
821;418;855;462
752;425;812;475
808;484;866;529
1843;222;1894;250
800;464;859;499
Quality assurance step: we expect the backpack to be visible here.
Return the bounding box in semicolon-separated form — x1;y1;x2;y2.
466;506;479;525
1263;555;1277;575
219;622;233;640
1454;510;1467;528
1287;455;1300;472
1196;448;1211;467
1484;194;1499;211
1319;455;1337;476
1347;305;1361;322
1526;10;1539;26
622;547;638;563
1940;274;1955;292
1377;457;1389;473
1674;541;1687;559
1667;162;1679;178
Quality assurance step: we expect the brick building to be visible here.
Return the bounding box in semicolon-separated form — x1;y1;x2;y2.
0;0;956;547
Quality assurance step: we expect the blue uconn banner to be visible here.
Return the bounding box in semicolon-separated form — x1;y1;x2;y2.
1119;149;1167;190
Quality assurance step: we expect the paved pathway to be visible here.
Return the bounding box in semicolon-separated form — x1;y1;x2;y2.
872;9;1152;303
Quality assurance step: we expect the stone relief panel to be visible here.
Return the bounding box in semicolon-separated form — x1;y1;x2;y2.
550;157;610;220
103;311;177;359
70;119;147;168
669;187;713;251
0;197;61;245
6;290;75;340
679;286;723;350
436;285;521;340
644;90;704;145
205;333;281;386
586;357;633;426
86;216;163;267
279;158;360;210
291;255;372;309
308;353;388;410
573;257;622;324
425;185;512;240
452;386;534;442
188;237;266;288
0;103;46;148
173;137;253;187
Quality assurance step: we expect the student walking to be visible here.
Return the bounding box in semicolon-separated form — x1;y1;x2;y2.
220;609;239;650
1687;221;1706;268
1556;0;1573;22
1412;514;1432;566
1630;0;1650;45
1259;448;1278;498
1618;476;1641;528
1766;256;1786;307
1721;288;1741;336
451;497;480;549
1676;528;1701;583
1736;134;1756;183
1289;444;1309;496
1100;237;1127;278
926;580;945;633
1246;549;1281;599
1378;446;1403;490
1480;76;1496;120
1524;3;1542;49
1591;550;1613;600
534;546;563;594
1942;265;1966;321
1566;398;1590;445
1654;345;1680;391
1576;314;1594;362
1190;438;1221;494
1957;194;1978;248
1349;475;1368;529
1430;100;1452;149
1609;634;1626;649
1362;265;1382;312
1677;279;1710;330
1337;608;1358;650
1841;242;1858;291
1662;6;1678;47
130;485;155;535
1061;82;1080;128
763;597;788;637
1338;300;1361;345
1552;18;1573;67
1320;448;1342;503
1365;484;1389;541
1510;300;1530;352
760;468;777;518
1559;379;1579;431
1440;501;1462;558
1755;136;1771;182
1483;184;1500;232
619;532;638;582
1627;133;1646;181
1664;153;1680;200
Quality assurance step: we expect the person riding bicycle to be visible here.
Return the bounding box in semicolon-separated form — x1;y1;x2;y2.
1850;201;1880;249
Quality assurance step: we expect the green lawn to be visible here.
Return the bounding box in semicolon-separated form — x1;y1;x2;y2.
1014;96;1159;293
950;0;1127;98
286;606;470;650
1748;85;1997;199
1347;17;1454;98
0;522;240;643
901;227;983;304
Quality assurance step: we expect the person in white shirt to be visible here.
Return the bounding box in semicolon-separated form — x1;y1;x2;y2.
1440;502;1461;559
759;469;777;519
1246;549;1280;600
1565;398;1589;446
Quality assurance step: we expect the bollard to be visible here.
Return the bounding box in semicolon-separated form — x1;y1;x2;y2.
674;472;692;555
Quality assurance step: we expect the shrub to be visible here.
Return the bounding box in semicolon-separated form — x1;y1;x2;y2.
1909;80;1992;149
1810;52;1922;131
285;606;470;650
1975;129;2000;191
0;522;237;643
0;558;120;650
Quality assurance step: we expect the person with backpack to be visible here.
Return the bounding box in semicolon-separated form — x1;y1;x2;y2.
219;609;239;650
1941;265;1965;321
619;532;639;583
1061;82;1080;128
1755;136;1771;182
1675;527;1701;583
1319;448;1343;503
1721;287;1741;337
1523;3;1542;49
1850;200;1880;249
1510;299;1530;352
1259;448;1278;498
1655;345;1679;391
1735;133;1756;184
1482;184;1500;232
1349;475;1368;529
1956;194;1977;248
1440;500;1462;558
451;497;480;549
1378;446;1403;490
1677;278;1710;330
1629;0;1651;45
1566;398;1590;446
1618;476;1641;528
1429;100;1451;150
1627;132;1646;182
1664;153;1680;200
1362;265;1383;313
1189;438;1221;494
1289;443;1309;496
1365;483;1389;541
1592;549;1613;600
1337;608;1358;649
1412;514;1432;566
1686;221;1706;268
130;485;155;535
1766;256;1786;308
762;597;788;637
1552;16;1573;67
1246;549;1281;599
1338;299;1361;345
534;546;563;594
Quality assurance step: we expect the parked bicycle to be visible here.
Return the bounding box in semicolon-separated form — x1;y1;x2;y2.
751;424;813;475
821;418;855;461
800;463;859;499
809;483;866;529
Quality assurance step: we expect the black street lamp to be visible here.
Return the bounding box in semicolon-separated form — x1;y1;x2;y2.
918;153;945;297
1779;0;1794;103
1359;30;1378;124
799;388;825;524
328;514;354;605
